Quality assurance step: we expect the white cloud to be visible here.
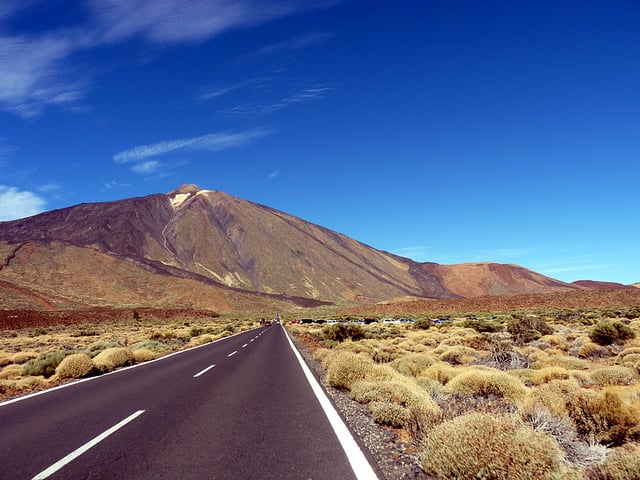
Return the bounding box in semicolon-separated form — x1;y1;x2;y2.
252;32;334;57
113;128;271;163
0;0;339;117
0;33;88;118
131;160;161;174
0;186;46;221
220;85;331;117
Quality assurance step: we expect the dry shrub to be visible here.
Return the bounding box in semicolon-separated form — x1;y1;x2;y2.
405;401;442;439
351;379;430;407
525;408;606;469
326;351;373;390
132;348;157;362
567;389;640;445
56;353;94;379
92;347;134;373
335;340;374;356
589;366;638;386
478;342;531;371
444;368;529;405
392;353;437;376
531;366;572;385
0;352;10;368
188;335;213;346
534;354;590;371
0;376;48;393
369;401;408;428
587;444;640;480
579;342;611;359
438;345;480;365
371;345;403;363
10;351;38;364
421;362;459;385
522;380;576;419
0;364;23;380
312;347;336;366
419;413;570;480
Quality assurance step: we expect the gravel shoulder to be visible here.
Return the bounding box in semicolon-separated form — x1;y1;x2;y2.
289;333;431;480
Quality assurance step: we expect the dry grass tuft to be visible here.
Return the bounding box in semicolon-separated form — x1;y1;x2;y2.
438;345;480;365
419;413;571;480
368;401;408;428
92;347;134;372
587;444;640;480
531;366;572;385
589;366;638;386
444;368;529;405
0;364;23;380
132;348;157;362
56;353;94;379
325;351;374;390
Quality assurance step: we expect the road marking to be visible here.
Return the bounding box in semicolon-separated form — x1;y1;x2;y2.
193;365;216;378
250;339;255;342
283;328;379;480
32;410;145;480
242;344;248;348
228;351;238;357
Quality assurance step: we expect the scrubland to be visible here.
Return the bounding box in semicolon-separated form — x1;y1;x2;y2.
0;312;259;400
288;305;640;480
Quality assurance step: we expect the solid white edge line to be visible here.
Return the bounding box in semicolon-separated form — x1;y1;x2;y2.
31;409;145;480
0;327;257;408
193;364;216;378
282;327;379;480
227;350;238;357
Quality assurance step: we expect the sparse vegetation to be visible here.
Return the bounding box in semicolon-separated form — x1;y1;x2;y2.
287;301;640;479
589;321;636;346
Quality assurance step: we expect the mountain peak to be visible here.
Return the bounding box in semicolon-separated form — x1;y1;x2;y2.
169;184;202;195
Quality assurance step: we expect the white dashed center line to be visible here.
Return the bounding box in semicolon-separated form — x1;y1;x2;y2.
228;351;238;357
32;410;145;480
193;365;216;378
242;344;248;348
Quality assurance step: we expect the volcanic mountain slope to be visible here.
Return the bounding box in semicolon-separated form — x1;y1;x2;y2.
0;185;582;310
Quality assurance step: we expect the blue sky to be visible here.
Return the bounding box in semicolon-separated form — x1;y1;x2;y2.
1;0;639;284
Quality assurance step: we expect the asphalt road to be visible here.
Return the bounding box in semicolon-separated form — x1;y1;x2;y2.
0;325;378;479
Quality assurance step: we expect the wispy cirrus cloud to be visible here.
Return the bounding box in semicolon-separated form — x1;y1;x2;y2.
1;0;339;118
250;31;334;57
220;85;331;118
113;128;272;174
0;185;46;221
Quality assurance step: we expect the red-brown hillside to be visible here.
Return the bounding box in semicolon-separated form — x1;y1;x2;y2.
0;185;601;311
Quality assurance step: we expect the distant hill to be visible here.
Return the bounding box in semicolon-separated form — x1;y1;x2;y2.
572;280;637;291
0;185;594;311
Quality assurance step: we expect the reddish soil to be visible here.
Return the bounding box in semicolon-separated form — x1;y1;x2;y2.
341;289;640;316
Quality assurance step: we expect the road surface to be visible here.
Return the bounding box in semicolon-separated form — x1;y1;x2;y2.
0;325;379;479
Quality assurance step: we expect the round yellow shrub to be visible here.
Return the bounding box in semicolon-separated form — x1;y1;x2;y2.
420;413;569;479
589;366;638;386
132;348;157;363
444;369;529;405
92;347;134;372
531;366;571;385
439;345;479;365
392;353;437;376
326;351;373;390
56;353;94;379
369;401;408;428
421;362;460;385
